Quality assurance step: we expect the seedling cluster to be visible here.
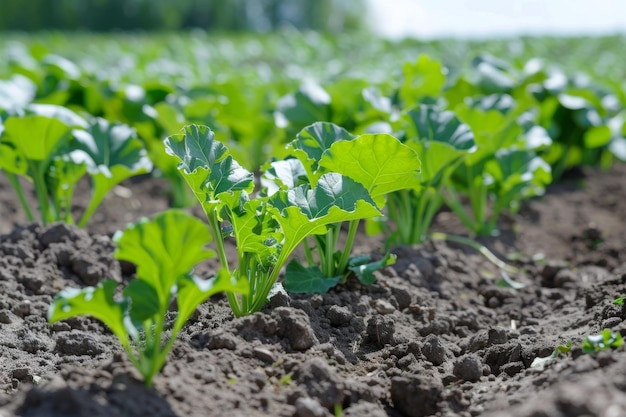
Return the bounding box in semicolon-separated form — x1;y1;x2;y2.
1;40;625;385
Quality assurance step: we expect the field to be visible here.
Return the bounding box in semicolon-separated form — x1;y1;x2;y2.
1;32;626;417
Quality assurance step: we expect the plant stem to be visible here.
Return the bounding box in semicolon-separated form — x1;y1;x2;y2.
77;190;105;227
32;163;52;225
5;173;35;222
336;220;359;275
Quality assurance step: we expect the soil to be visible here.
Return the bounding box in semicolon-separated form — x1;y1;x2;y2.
0;163;625;417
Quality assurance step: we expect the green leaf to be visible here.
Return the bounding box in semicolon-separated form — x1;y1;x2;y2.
123;279;161;326
4;115;71;162
471;55;517;94
220;195;283;268
175;269;249;332
319;133;422;207
113;210;215;311
287;121;356;181
269;173;381;261
270;173;381;220
486;149;552;200
48;279;137;342
400;55;446;106
164;124;254;211
275;83;332;133
582;329;624;354
613;297;625;306
261;158;308;196
73;118;153;226
283;259;341;293
348;252;397;285
0;142;27;175
406;105;476;151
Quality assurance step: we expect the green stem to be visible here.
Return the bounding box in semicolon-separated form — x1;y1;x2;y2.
429;231;518;274
336;220;359;276
5;173;35;222
77;190;105;227
444;185;476;233
207;210;229;272
32;163;52;225
324;227;335;277
303;237;316;265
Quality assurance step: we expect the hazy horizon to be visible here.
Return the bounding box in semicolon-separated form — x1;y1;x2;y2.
367;0;626;39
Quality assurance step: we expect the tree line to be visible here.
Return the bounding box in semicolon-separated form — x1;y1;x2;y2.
0;0;366;32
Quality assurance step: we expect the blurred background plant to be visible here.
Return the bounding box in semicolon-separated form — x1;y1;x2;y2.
0;0;366;32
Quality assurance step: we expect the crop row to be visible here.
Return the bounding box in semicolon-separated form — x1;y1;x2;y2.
1;41;625;385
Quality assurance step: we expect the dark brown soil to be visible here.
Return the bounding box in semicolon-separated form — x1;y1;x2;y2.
0;163;625;417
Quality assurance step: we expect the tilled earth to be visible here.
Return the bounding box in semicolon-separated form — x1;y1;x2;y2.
0;163;625;417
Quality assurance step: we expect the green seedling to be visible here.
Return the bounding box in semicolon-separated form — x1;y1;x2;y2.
165;124;384;315
264;122;421;292
582;329;623;354
49;210;248;386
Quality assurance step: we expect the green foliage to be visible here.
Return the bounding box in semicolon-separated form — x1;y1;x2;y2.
48;210;247;386
266;122;420;291
582;329;624;354
165;124;386;315
0;108;151;226
0;0;367;32
385;105;476;244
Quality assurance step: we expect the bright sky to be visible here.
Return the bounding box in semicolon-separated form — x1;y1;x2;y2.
367;0;626;39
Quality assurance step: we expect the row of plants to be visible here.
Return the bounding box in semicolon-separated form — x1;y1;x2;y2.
1;38;625;386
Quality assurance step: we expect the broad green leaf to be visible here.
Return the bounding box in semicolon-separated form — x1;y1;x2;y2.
471;55;517;93
270;173;380;219
319;133;422;207
48;279;137;342
261;158;308;196
287;121;356;180
469;94;516;114
348;253;397;285
0;143;27;175
401;106;476;186
454;103;522;163
113;210;215;311
406;105;475;151
275;82;331;133
4;115;71;162
175;269;249;332
72;119;152;178
584;125;612;148
269;173;381;259
164;124;254;211
283;259;341;293
485;149;552;206
400;55;446;107
72;118;153;226
123;279;161;325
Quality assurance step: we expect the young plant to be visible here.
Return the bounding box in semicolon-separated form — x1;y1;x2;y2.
48;210;247;387
530;340;571;370
164;124;387;315
263;122;422;292
384;104;476;244
446;102;552;236
582;329;624;354
0;106;152;226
